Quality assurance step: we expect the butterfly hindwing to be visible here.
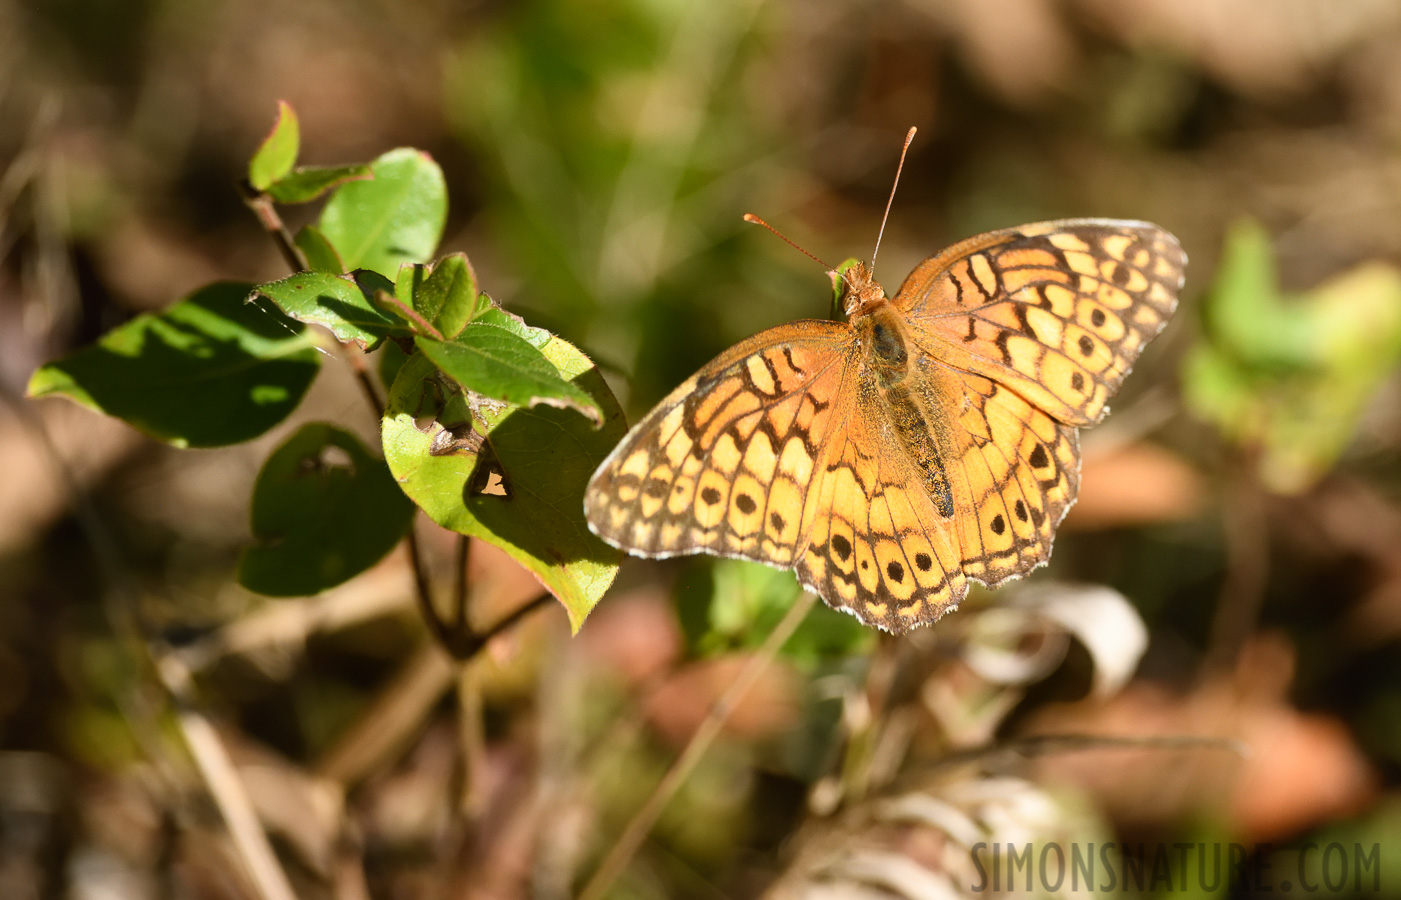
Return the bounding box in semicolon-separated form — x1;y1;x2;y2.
794;371;968;631
945;370;1080;588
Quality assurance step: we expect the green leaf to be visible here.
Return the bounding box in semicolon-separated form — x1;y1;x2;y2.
473;301;551;348
378;339;411;393
294;225;344;274
415;254;480;339
248;100;299;191
1204;219;1316;371
267;164;372;204
416;321;603;426
254;270;406;350
678;559;873;663
1184;221;1401;493
27;283;320;448
239;424;414;596
382;347;625;631
830;257;863;320
318;148;447;276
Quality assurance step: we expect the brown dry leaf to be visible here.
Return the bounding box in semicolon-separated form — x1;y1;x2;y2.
1064;442;1205;530
1023;635;1375;841
645;654;800;746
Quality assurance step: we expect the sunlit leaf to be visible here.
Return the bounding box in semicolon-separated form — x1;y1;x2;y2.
248;100;299;191
318;148;446;276
268;164;372;205
27;283;320;448
415;322;603;426
254;270;406;350
382;345;624;631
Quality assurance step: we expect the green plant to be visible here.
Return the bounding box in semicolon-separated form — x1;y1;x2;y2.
29;100;626;652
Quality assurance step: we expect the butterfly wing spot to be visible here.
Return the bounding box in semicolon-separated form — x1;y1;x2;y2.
727;476;765;536
668;476;696;514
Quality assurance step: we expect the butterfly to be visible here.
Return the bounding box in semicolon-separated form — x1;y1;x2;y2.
585;151;1183;633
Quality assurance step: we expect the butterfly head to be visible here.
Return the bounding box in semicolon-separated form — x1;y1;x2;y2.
838;261;889;319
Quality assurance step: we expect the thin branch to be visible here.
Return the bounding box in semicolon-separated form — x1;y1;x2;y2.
238;180;306;273
577;590;818;900
403;523;458;654
922;732;1251;776
159;658;298;900
1205;457;1270;674
456;662;487;819
453;537;471;631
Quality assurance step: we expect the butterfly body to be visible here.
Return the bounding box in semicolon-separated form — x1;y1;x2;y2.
585;220;1185;632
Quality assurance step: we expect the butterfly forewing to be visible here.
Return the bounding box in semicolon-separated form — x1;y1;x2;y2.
586;218;1184;633
585;320;854;566
895;220;1185;426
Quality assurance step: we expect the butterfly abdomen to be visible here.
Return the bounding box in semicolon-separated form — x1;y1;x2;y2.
853;304;958;519
883;382;956;518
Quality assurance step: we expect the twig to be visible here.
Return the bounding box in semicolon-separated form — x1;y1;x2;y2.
238;180;306;273
456;662;487;819
159;658;298;900
577;590;818;900
922;732;1250;776
314;593;555;786
403;523;458;653
1205;459;1270;673
239;186;450;665
462;591;553;656
453;537;471;630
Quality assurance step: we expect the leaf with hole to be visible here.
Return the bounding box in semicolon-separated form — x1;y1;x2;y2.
382;343;624;631
239;423;415;596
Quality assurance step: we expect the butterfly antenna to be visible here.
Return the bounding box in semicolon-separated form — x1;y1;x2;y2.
870;126;917;276
742;213;847;285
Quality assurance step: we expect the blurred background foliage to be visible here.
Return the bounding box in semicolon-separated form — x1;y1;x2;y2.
5;0;1401;897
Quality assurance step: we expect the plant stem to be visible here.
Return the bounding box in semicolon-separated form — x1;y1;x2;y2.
237;180;306;273
577;590;817;900
453;537;471;630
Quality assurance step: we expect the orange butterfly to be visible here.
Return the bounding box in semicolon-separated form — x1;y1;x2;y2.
585;140;1184;633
